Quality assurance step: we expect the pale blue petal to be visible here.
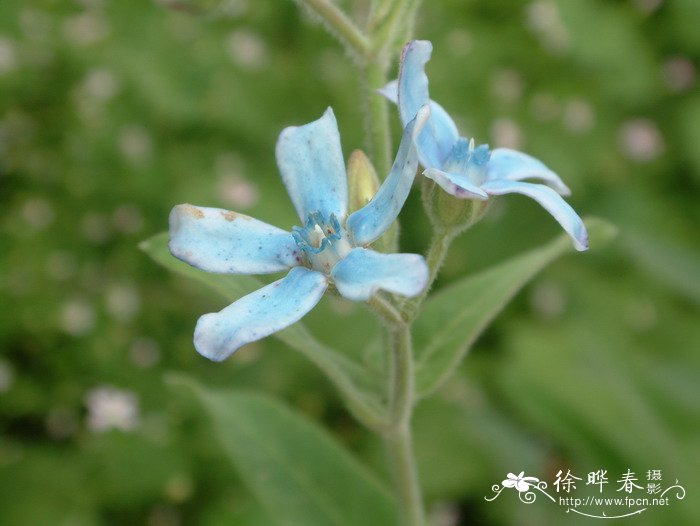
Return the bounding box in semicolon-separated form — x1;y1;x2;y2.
481;180;589;251
276;107;348;222
194;267;328;361
347;105;430;245
398;40;459;168
487;148;571;196
427;100;460;164
378;79;398;104
331;248;428;301
169;204;301;274
382;80;458;150
423;167;489;200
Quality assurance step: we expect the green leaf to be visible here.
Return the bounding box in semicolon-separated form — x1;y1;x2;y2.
413;217;616;398
623;230;700;306
139;232;385;428
170;375;397;526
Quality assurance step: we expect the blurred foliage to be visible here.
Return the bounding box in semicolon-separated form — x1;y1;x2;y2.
0;0;698;525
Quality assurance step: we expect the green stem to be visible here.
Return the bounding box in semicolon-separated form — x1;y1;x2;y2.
294;0;371;57
372;0;409;53
368;294;404;327
401;230;454;320
399;0;423;43
387;326;412;428
368;299;425;524
385;326;425;526
386;429;424;526
363;58;392;176
367;0;398;31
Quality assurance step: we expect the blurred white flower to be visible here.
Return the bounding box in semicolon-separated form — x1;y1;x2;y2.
130;338;161;369
85;386;139;432
0;360;15;394
21;198;55;229
81;68;120;101
663;56;696;93
446;28;473;57
105;283;141;323
634;0;663;14
0;37;18;75
226;28;267;70
526;1;569;54
492;69;524;104
619;119;664;162
119;124;154;165
491;118;523;150
59;299;96;336
63;11;109;46
563;98;595;134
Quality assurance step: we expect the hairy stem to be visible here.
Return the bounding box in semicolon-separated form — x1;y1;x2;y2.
372;0;409;53
363;58;392;176
401;230;454;321
293;0;371;57
385;325;425;526
388;326;413;429
368;294;404;327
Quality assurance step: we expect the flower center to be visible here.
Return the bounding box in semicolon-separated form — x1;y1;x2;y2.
443;137;491;186
292;212;352;274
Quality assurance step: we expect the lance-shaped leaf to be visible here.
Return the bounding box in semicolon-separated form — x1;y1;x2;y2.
413;217;616;398
169;376;397;526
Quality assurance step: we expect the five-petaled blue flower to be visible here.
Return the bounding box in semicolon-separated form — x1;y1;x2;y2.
169;106;430;361
380;40;588;251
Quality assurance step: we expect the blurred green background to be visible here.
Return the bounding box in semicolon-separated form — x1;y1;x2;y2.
1;0;699;524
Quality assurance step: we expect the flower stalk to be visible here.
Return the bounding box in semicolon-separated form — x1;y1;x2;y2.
293;0;371;57
386;425;425;526
401;228;455;321
385;325;425;526
363;58;393;177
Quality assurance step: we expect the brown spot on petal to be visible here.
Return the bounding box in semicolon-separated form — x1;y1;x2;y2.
221;210;238;221
182;205;204;219
221;210;251;222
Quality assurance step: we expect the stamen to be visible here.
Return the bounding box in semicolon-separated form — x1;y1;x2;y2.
292;212;352;273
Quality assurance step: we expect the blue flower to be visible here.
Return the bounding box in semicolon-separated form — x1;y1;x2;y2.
169;107;430;361
380;40;588;251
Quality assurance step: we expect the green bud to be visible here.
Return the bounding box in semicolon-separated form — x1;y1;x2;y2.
346;149;399;252
347;149;381;213
421;177;490;235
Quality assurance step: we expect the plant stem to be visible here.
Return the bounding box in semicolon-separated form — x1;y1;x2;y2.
388;326;412;427
386;325;425;526
294;0;371;57
363;58;392;176
372;0;408;53
368;0;395;30
368;303;425;524
368;294;404;327
401;230;454;320
386;428;424;526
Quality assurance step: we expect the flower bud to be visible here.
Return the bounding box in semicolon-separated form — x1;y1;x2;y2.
421;177;490;234
347;149;399;252
347;149;381;213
